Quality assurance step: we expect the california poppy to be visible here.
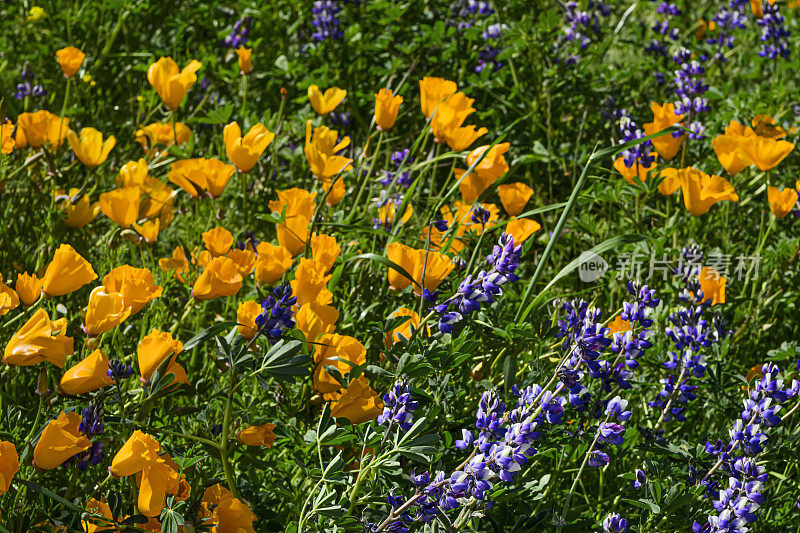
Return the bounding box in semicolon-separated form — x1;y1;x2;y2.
227;248;256;277
99;187;141;228
310;234;340;273
698;266;726;305
330;376;383;424
767;185;798;218
506;217;541;245
198;484;257;532
254;242;294;285
419;76;458;119
0;277;19;316
137;330;187;386
304;121;353;180
236;300;262;340
168;158;236;198
15;110;69;149
60;349;114;395
42;244;97;296
270;188;317;256
374;88;403;131
385;307;424;348
223;122;275;173
135;122;192;151
0;441;20;494
430;92;487;151
193;257;243;300
147;57;202;110
55;188;101;229
102;265;163;314
15;272;43;306
0;120;14;155
642;102;685;161
85;286;131;336
110;431;184;517
203;227;235;257
291;259;333;307
33;411;91;469
676;167;738;216
235;46;252;75
307;85;347;115
614;157;656;185
497;182;534;216
56;46;85;78
313;334;366;394
67;127;115;167
296;302;339;349
608;316;631;334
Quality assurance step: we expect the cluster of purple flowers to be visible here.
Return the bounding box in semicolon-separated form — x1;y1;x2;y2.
78;402;104;436
757;2;790;60
555;282;657;466
672;47;710;139
14;65;46;100
107;358;135;382
452;0;494;32
369;386;565;531
63;442;104;472
603;512;629;532
379;149;414;189
63;403;105;470
222;17;251;48
254;284;296;342
557;282;658;397
425;233;522;334
476;24;504;73
368;283;661;531
706;1;748;63
553;1;611;64
617;112;655;170
311;1;344;42
649;250;728;424
692;361;800;532
377;381;419;431
643;1;681;60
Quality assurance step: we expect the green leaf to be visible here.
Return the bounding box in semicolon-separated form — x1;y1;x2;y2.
183;322;236;352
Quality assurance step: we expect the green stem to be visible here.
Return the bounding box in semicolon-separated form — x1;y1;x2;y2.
219;367;240;498
348;131;384;223
557;415;610;532
516;144;599;321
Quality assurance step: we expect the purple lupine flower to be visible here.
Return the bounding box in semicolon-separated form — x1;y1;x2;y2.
78;403;104;436
616;112;655;170
254;284;296;341
707;2;748;63
452;0;494;32
223;17;251;48
672;48;710;140
602;512;629;532
14;65;46;100
430;233;522;334
107;358;135;381
632;468;646;489
553;1;611;64
757;2;790;60
476;23;504;73
311;1;344;42
377;381;419;431
380;149;414;188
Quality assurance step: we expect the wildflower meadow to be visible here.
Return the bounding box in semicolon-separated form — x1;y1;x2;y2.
3;0;800;531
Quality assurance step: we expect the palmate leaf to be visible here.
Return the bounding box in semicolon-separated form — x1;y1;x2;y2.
254;339;311;382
